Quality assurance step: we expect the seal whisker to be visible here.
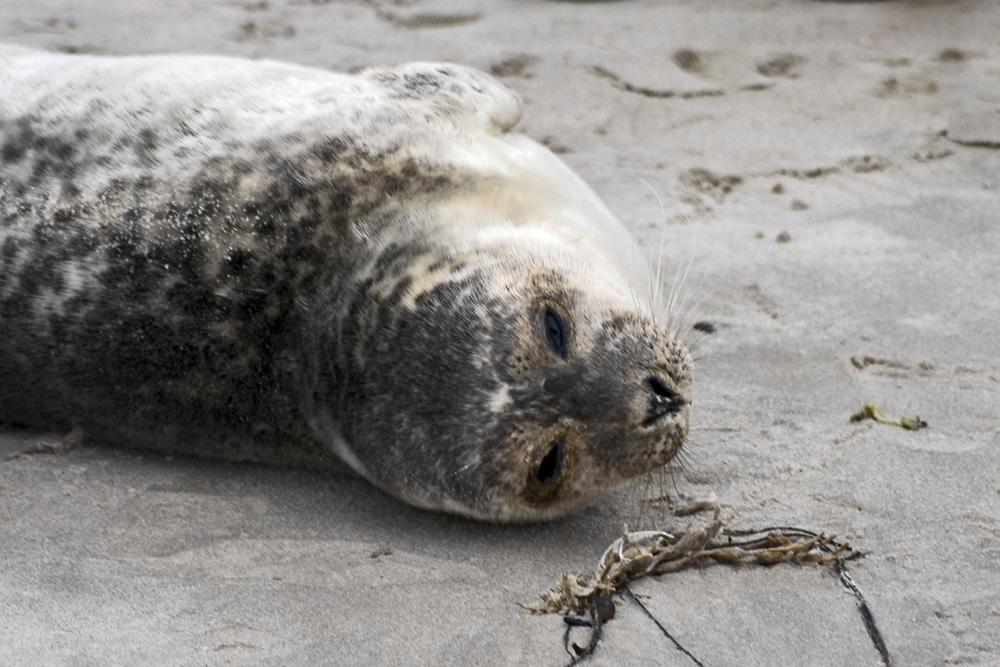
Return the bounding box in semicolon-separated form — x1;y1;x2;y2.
672;281;718;342
665;253;696;335
634;177;671;316
633;177;669;326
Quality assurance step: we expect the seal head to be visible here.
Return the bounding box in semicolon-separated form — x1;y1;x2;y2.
316;138;694;520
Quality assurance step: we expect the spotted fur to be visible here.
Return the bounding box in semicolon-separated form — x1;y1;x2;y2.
0;47;692;521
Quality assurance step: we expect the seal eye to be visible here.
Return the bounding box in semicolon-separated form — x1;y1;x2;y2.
536;440;563;483
543;307;569;359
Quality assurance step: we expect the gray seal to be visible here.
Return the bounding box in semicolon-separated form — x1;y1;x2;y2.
0;46;692;521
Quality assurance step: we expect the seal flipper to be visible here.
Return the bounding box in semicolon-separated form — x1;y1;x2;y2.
362;62;523;136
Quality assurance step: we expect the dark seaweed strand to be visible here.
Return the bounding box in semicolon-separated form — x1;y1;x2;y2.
722;526;890;666
720;526;864;556
623;583;705;667
562;604;603;666
723;525;833;542
836;559;893;667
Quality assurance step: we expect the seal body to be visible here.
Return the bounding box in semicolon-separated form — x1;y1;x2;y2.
0;46;692;521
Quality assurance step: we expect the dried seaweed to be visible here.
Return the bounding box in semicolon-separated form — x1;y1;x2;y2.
526;508;852;616
850;403;927;430
526;506;890;666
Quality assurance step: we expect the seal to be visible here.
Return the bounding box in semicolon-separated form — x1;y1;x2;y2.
0;46;692;521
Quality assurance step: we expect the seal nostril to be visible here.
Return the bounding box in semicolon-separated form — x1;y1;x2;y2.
643;376;684;427
647;376;675;399
536;440;563;483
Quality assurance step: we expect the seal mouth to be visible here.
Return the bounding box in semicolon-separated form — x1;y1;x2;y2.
641;376;685;428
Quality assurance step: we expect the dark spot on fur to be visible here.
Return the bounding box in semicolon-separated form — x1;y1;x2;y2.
404;72;442;95
122;207;145;223
52;208;76;225
27;133;79;184
314;137;350;163
1;118;36;162
136;128;157;161
224;248;254;275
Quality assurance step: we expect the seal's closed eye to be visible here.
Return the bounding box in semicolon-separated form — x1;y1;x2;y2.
544;307;569;359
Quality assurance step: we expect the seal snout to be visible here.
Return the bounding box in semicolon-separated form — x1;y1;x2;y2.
642;375;686;428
